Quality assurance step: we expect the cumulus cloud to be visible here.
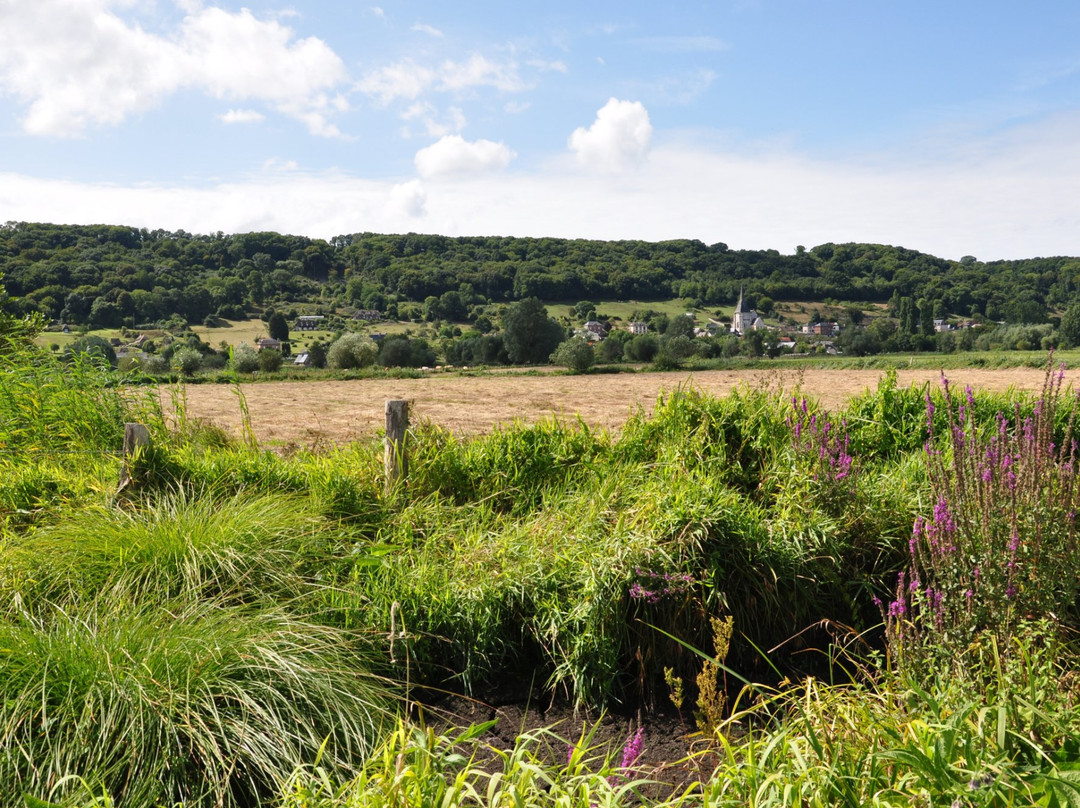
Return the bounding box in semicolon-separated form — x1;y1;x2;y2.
1;111;1077;261
414;135;516;178
568;98;653;171
356;53;524;105
389;179;428;218
0;0;348;136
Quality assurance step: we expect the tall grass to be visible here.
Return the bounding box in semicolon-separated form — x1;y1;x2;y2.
1;490;331;615
0;599;389;808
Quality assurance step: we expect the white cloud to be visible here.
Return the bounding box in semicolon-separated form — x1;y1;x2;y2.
356;53;524;105
1;112;1078;261
411;23;444;38
569;98;653;171
371;7;385;19
220;108;265;124
401;103;467;138
389;179;427;218
0;0;348;136
414;135;515;178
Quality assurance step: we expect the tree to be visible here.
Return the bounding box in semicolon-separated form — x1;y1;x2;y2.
551;338;595;373
306;341;327;369
268;311;290;342
172;347;204;376
64;335;117;368
501;298;565;365
624;334;658;362
1060;299;1080;348
653;335;696;370
666;313;695;339
378;336;436;368
0;272;43;347
327;333;378;369
231;344;260;373
257;347;283;373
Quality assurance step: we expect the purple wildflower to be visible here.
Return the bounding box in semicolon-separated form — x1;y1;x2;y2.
620;727;645;771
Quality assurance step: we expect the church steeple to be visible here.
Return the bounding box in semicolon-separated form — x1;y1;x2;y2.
732;287;744;335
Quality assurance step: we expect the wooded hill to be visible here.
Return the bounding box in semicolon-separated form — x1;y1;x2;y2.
2;221;1078;326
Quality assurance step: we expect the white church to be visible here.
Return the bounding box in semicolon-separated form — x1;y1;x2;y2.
730;289;765;336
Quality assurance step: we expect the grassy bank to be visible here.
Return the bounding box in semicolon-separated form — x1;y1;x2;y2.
4;340;1080;805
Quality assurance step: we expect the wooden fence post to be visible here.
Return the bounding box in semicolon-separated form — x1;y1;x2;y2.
117;422;151;494
385;400;409;492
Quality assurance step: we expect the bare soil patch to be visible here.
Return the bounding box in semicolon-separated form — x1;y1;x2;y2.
172;367;1052;448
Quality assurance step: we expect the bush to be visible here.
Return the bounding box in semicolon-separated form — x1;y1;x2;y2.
258;347;284;372
171;346;204;376
327;332;378;369
64;335;117;369
551;337;595;372
231;343;259;373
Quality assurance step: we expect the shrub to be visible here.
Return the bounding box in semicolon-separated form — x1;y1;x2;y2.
171;346;204;375
258;347;283;372
551;337;595;372
63;335;117;369
327;332;378;369
231;343;259;373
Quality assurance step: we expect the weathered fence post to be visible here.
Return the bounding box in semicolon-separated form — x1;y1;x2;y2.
384;400;409;493
117;422;151;494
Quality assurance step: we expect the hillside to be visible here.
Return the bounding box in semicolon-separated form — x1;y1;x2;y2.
3;222;1079;329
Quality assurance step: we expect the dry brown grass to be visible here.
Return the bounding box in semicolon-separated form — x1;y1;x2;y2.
169;367;1054;448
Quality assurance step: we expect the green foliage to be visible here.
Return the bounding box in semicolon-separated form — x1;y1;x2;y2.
0;600;387;808
883;364;1080;677
551;337;595;372
64;335;117;369
327;332;377;369
230;342;259;373
170;345;203;375
258;346;284;372
501;297;565;364
1059;298;1080;348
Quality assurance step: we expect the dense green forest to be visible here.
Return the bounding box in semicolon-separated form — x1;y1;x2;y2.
3;221;1079;326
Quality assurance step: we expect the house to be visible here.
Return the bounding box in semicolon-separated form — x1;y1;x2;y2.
808;321;839;337
295;315;325;331
257;338;282;351
583;320;607;339
628;321;648;335
731;289;763;336
352;310;382;322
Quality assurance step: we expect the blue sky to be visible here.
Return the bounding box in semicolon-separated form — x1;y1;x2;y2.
1;0;1078;260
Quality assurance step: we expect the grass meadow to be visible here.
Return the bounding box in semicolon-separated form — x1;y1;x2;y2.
5;333;1080;806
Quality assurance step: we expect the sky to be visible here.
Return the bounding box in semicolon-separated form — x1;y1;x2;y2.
1;1;1079;261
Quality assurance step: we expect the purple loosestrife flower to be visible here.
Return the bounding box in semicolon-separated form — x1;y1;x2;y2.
620;727;645;771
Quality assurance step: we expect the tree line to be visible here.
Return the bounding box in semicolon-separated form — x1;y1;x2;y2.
3;222;1079;330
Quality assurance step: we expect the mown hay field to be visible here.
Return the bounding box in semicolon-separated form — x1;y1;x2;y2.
174;366;1052;447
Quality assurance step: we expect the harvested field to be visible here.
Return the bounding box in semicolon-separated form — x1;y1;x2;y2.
172;367;1055;448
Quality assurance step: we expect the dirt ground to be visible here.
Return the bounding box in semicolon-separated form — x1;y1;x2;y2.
171;367;1054;448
